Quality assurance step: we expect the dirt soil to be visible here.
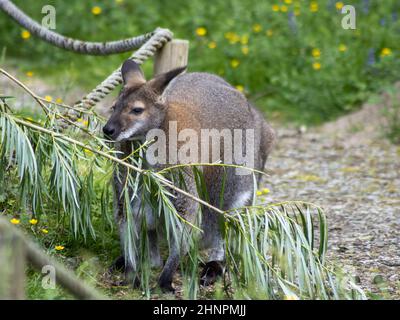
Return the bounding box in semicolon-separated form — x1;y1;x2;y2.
264;100;400;299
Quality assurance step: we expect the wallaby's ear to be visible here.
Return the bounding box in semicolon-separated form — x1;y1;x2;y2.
149;66;187;94
121;59;146;87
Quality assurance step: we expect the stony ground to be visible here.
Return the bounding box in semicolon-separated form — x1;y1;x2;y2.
264;108;400;299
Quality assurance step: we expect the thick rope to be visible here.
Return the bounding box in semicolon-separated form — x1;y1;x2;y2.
0;0;173;126
73;28;173;114
0;0;153;55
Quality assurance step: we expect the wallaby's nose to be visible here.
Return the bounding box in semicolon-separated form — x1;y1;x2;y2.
103;124;115;137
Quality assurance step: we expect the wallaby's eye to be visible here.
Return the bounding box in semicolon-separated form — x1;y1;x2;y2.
131;107;144;115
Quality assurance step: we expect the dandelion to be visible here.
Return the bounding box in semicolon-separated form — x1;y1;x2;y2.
312;48;321;58
284;0;292;4
225;32;240;44
41;229;49;234
44;95;52;102
262;188;270;195
380;48;392;57
26;71;34;77
266;29;274;37
55;245;65;251
280;5;288;13
208;41;217;49
312;62;321;70
91;6;102;15
56;97;63;104
336;2;344;10
235;85;244;92
252;24;262;33
338;44;347;52
196;27;207;37
240;35;249;45
21;29;30;40
256;190;263;196
230;59;240;68
84;148;93;156
10;218;20;225
272;4;280;12
310;2;319;12
241;46;249;55
29;218;38;225
82;120;89;127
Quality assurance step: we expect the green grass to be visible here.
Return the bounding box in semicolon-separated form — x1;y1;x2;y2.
1;0;400;124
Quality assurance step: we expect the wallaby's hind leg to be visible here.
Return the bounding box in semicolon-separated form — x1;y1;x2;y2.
200;177;254;286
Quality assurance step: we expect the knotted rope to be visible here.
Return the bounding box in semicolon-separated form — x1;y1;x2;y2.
0;0;173;123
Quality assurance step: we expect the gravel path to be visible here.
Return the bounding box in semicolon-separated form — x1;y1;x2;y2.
264;123;400;299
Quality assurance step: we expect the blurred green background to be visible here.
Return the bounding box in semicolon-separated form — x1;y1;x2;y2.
0;0;399;123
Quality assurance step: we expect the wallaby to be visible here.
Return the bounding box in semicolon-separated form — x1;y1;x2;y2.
103;59;275;292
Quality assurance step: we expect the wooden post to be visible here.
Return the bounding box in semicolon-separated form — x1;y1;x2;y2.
0;219;26;299
153;39;189;76
0;217;106;300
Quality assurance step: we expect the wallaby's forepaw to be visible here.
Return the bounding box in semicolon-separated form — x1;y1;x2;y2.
200;261;224;286
108;255;126;273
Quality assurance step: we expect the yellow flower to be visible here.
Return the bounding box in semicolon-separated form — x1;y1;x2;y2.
225;32;240;44
44;95;52;102
41;229;49;234
240;35;249;45
56;97;63;104
82;120;89;127
252;24;262;33
196;27;207;37
280;5;288;12
294;8;301;16
272;4;280;12
10;218;20;225
256;190;263;196
26;117;33;121
262;188;270;195
284;0;293;4
380;48;392;57
241;46;249;55
208;41;217;49
21;30;31;40
91;6;102;15
312;48;321;58
338;44;347;52
310;2;319;12
26;71;34;77
312;62;321;70
230;59;240;68
235;85;244;92
335;2;344;10
29;218;38;225
266;29;274;37
84;148;93;156
55;245;65;251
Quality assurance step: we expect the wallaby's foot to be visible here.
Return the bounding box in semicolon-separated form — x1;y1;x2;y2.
108;255;126;273
200;261;224;286
158;280;175;293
